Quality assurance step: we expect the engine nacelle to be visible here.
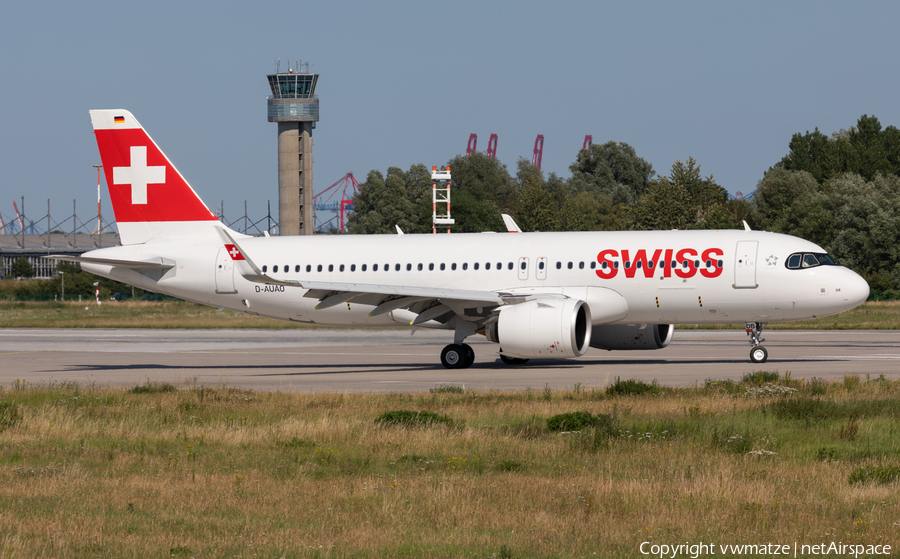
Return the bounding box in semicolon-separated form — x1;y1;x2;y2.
590;324;674;350
486;298;592;359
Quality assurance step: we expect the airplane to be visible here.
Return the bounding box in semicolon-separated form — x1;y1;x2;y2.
53;109;870;369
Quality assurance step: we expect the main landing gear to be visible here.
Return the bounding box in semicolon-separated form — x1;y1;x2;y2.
441;343;475;369
746;322;768;363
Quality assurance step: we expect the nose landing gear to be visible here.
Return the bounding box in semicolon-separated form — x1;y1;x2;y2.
746;322;768;363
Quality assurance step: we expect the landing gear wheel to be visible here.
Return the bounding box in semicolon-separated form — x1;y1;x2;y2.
460;343;475;369
750;346;768;364
441;344;465;369
499;354;530;365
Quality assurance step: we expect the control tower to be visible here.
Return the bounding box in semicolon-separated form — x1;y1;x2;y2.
267;62;319;235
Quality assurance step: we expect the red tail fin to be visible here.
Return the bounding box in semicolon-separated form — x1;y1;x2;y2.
90;110;218;243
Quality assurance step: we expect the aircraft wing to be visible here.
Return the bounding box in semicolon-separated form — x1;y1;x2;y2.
47;255;176;270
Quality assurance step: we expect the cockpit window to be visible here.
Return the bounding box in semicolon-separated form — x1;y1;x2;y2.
786;252;838;269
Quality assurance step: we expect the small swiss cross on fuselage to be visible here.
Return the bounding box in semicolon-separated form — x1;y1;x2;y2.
225;244;245;261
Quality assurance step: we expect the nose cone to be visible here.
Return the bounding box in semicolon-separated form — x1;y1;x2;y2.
843;269;870;309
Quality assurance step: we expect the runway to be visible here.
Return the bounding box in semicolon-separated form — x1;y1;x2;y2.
1;328;898;392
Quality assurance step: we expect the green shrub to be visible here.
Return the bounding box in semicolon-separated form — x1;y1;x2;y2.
374;410;454;428
605;377;660;397
848;465;900;485
429;384;464;394
278;437;315;449
816;446;838;462
711;426;753;454
495;460;521;472
0;401;22;429
129;381;177;394
546;411;617;436
741;371;779;385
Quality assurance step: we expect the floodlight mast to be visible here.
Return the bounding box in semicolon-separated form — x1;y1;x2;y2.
93;164;103;233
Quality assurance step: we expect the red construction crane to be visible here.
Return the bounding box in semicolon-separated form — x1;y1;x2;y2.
532;134;544;169
312;172;360;233
583;135;593;151
486;134;498;160
466;134;478;159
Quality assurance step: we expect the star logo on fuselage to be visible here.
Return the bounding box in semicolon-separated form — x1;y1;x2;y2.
766;255;778;266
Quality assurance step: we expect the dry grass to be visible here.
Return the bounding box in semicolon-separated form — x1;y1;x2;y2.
2;300;899;330
0;376;898;557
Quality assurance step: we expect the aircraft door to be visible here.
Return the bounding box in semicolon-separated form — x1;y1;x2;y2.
733;241;758;289
215;247;237;294
536;257;547;280
517;257;529;280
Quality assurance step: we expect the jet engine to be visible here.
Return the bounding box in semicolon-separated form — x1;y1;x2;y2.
485;298;591;359
590;324;674;350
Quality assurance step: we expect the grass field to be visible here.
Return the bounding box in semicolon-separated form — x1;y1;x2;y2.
0;375;897;557
1;299;900;330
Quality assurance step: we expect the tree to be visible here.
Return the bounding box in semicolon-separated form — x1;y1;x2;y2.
750;168;818;231
632;176;694;230
633;158;734;230
346;167;425;235
10;257;35;278
441;152;516;233
568;141;655;205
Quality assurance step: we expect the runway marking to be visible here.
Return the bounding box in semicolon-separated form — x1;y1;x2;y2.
0;342;132;355
803;354;900;360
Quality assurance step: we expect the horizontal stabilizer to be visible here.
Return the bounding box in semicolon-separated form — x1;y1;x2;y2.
47;255;175;270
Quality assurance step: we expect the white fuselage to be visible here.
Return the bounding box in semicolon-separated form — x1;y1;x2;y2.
79;228;869;329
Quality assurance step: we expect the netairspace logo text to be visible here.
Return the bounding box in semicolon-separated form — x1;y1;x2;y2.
639;541;892;558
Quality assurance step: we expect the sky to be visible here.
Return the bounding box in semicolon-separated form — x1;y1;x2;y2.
2;1;900;231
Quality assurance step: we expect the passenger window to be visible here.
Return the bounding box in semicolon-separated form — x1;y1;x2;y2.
682;260;689;268
473;263;479;270
671;260;676;268
590;262;596;269
383;263;388;272
340;264;345;272
429;263;434;271
361;264;367;272
328;264;334;272
520;262;526;270
601;262;608;269
802;254;819;268
317;265;323;272
636;261;642;269
440;263;446;271
406;263;412;271
284;264;288;272
694;260;700;268
614;261;619;269
463;263;468;270
579;262;585;269
351;264;356;272
452;263;457;271
306;265;312;273
568;262;573;269
418;263;423;271
538;261;545;270
486;262;491;270
717;260;723;268
496;262;502;270
395;264;400;271
295;265;300;272
373;264;379;272
262;265;268;273
273;265;279;273
705;260;711;267
556;262;562;269
624;261;631;269
508;262;514;270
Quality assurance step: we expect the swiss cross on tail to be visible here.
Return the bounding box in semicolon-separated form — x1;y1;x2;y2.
225;244;245;260
90;109;217;224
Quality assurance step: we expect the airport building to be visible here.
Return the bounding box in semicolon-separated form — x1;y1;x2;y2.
267;62;319;236
0;233;120;279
